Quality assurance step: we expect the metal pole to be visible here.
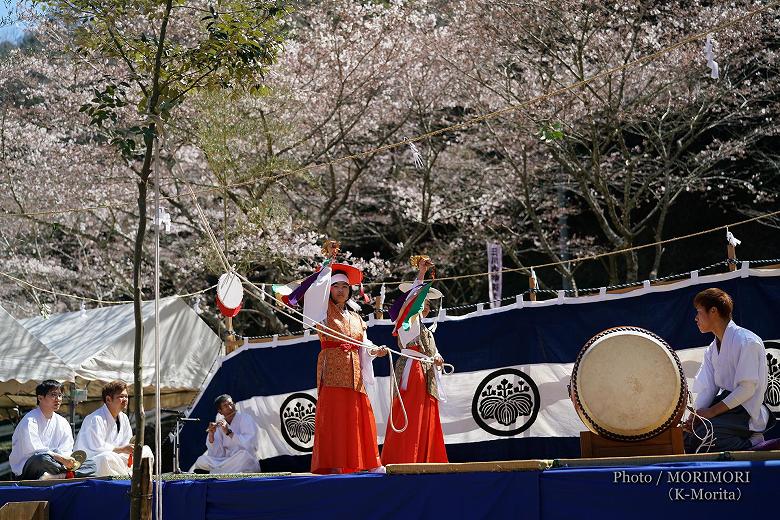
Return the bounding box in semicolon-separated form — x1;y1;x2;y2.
153;132;163;519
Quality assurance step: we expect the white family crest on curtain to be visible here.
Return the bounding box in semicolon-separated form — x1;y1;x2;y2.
764;341;780;413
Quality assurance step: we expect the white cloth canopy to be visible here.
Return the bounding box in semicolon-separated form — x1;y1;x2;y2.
0;305;75;384
17;297;221;389
0;297;221;419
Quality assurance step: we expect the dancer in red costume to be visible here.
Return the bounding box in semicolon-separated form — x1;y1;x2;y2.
382;258;448;464
310;243;387;474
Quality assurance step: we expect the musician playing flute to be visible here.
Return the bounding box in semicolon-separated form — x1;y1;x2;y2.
192;394;261;473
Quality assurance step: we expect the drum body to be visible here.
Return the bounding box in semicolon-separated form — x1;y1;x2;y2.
570;327;687;441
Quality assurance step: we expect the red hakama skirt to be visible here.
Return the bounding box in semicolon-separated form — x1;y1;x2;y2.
310;386;382;474
381;347;448;464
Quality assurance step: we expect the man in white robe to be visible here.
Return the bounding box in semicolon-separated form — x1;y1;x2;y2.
685;288;772;452
192;394;261;473
75;380;154;477
10;380;96;480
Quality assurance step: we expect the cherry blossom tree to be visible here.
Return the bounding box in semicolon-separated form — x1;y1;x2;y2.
14;1;289;514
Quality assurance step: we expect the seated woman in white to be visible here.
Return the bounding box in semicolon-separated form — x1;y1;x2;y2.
192;394;261;474
75;380;153;477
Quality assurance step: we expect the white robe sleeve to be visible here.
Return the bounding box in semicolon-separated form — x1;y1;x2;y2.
722;380;757;409
21;418;54;457
75;415;114;455
232;414;258;454
359;329;377;387
734;335;765;386
52;416;74;456
693;345;717;410
119;413;133;446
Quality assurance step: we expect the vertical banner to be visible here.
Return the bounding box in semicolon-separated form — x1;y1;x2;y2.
487;241;503;308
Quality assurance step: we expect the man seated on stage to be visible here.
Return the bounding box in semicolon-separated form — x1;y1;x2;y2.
9;380;96;480
685;288;771;452
192;394;261;474
74;380;153;476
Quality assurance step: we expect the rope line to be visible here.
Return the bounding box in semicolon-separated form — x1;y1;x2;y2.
0;269;216;305
361;209;780;287
237;257;778;340
169;139;440;366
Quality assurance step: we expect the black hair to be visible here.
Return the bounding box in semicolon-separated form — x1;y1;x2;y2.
36;380;63;405
214;394;232;410
36;380;62;398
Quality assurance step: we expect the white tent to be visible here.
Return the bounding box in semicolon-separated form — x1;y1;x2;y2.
0;304;75;386
0;305;75;420
1;297;222;417
20;297;221;388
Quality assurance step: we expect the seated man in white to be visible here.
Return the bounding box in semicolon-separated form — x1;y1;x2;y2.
75;380;153;477
10;380;96;480
192;394;261;473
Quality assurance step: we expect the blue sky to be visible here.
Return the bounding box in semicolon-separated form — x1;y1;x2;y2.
1;3;26;42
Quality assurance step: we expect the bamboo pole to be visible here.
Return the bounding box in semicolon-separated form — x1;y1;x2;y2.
139;456;153;520
225;316;237;355
728;243;737;272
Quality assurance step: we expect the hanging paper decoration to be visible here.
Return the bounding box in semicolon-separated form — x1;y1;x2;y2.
726;229;741;247
704;35;719;79
409;142;424;169
155;207;172;233
487;241;503;308
359;283;370;304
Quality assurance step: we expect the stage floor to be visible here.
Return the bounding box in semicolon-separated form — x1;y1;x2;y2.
1;452;778;520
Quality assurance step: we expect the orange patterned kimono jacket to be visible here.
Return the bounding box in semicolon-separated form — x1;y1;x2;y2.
310;300;382;474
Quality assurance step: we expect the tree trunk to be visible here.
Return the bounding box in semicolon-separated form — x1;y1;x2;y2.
130;4;171;517
130;177;148;520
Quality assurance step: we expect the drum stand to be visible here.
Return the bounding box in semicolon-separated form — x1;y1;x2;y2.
580;427;684;458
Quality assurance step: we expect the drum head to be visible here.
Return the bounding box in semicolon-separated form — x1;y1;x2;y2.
573;328;685;440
